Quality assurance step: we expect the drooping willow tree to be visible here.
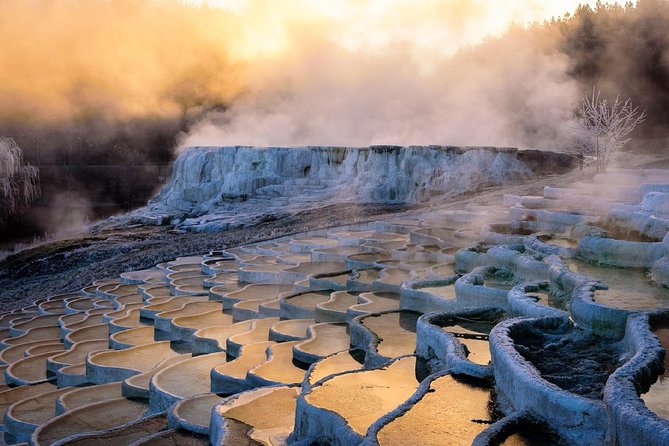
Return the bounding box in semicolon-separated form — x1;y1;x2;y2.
0;137;40;223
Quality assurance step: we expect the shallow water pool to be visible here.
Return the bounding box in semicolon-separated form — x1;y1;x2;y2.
566;259;669;310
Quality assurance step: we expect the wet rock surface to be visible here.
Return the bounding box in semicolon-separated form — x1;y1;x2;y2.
512;325;623;400
0;151;666;445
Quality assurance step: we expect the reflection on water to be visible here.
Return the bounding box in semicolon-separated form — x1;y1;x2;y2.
441;316;494;366
483;277;515;291
641;325;669;420
566;259;669;310
377;374;495;446
527;290;569;311
306;356;420;435
222;387;299;444
499;424;569;446
538;236;578;250
308;350;364;385
361;311;419;358
418;286;456;299
459;338;491;365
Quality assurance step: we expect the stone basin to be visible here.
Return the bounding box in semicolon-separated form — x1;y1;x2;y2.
268;319;314;342
109;325;156;349
2;326;61;348
348;292;400;319
358;311;420;360
170;393;223;435
232;298;276;321
87;340;182;384
149;351;228;412
210;386;299;446
138;428;209;444
279;253;314;264
37;301;66;316
120;267;166;284
641;323;669;420
140;296;208;320
282;261;347;283
61;314;105;336
374;374;496;446
281;291;332;319
538;235;579;250
247;340;308;387
102;303;144;323
5;351;56;385
221;283;294;309
309;271;352;291
0;383;58;432
4;387;72;442
192;320;255;355
24;342;64;356
511;321;623;400
346;252;392;269
347;269;381;291
56;362;88;387
47;339;110;373
113;293;144;308
32;397;148;446
289;237;339;253
153;301;222;333
302;356;422;438
122;355;190;399
98;284;139;299
315;292;359;323
55;413;168;446
307;350;365;386
210;341;275;395
238;263;293;284
566;258;669;310
10;314;62;337
226;318;279;358
293;323;350;364
373;268;413;292
171;279;209;297
56;381;122;414
311;246;361;262
108;308;145;333
170;310;233;343
64;323;109;347
0;340;60;366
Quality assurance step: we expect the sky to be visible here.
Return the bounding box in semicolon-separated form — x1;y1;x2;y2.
187;0;634;58
0;0;641;150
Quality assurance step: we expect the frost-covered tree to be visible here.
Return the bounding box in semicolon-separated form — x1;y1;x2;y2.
0;137;40;223
571;89;646;173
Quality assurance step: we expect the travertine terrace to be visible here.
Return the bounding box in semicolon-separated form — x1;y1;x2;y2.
0;146;668;445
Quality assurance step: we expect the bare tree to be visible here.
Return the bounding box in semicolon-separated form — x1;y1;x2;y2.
571;88;646;173
0;137;40;223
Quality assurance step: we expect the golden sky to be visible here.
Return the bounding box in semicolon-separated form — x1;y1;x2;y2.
191;0;634;58
0;0;635;127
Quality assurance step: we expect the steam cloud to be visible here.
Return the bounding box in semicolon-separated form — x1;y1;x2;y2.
180;0;585;149
2;0;648;157
0;0;667;177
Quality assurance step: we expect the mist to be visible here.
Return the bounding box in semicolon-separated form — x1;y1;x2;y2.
1;0;668;239
179;24;577;149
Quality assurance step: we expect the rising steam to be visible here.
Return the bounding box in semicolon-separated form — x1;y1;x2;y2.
1;0;647;157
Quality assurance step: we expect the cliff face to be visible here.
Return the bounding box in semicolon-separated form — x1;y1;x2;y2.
125;145;575;232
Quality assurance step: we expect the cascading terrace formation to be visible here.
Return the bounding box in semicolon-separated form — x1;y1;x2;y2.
0;145;668;446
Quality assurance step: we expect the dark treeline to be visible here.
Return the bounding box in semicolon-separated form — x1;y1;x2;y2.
553;0;669;145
